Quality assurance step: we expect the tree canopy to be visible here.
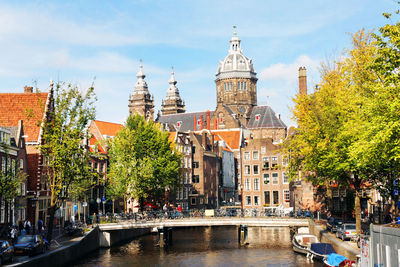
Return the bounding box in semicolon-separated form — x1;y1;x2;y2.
284;17;400;231
107;113;181;209
40;81;96;241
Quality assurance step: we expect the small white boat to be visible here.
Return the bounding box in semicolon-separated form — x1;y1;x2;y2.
292;233;319;255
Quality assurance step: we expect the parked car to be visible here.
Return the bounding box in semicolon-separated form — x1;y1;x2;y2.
326;217;342;233
14;235;46;256
336;223;357;241
0;240;14;265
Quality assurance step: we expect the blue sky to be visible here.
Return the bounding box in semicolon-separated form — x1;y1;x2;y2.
0;0;398;126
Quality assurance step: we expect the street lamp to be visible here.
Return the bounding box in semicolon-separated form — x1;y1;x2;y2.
340;196;344;223
96;197;101;215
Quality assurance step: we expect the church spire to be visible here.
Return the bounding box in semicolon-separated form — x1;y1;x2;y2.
129;59;154;120
133;59;150;95
161;66;185;115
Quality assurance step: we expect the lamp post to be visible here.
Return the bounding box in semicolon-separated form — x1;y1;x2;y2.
340;196;344;223
96;197;101;215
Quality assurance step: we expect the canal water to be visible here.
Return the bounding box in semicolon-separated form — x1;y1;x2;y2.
73;226;324;267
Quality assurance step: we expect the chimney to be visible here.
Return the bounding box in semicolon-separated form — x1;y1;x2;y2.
194;115;197;131
298;67;307;95
24;86;33;93
202;132;207;149
206;110;210;130
200;115;204;130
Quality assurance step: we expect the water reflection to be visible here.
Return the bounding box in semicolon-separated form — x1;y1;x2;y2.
73;226;324;267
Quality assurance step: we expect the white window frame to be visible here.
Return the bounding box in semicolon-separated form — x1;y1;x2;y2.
245;196;252;206
282;172;289;184
244;152;250;161
261;146;266;154
254;178;260;191
244;165;250;175
245;178;251;191
283;190;290;202
272;173;279;185
263;173;270;184
252;151;259;160
253;165;259;175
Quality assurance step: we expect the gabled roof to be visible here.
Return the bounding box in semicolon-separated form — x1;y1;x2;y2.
247;106;287;129
157;111;214;132
89;136;106;154
195;129;242;151
212;129;241;151
93;120;123;137
0;92;49;143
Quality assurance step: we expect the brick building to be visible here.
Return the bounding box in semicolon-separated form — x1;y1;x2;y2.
0;121;28;226
0;85;53;226
88;120;123;214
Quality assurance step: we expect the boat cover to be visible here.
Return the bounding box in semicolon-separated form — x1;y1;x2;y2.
326;253;348;266
310;243;335;255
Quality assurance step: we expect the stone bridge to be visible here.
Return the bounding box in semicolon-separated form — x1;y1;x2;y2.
98;218;309;247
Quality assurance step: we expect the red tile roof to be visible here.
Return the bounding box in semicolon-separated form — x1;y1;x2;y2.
89;136;106;154
211;130;241;150
93;120;123;137
0;92;49;143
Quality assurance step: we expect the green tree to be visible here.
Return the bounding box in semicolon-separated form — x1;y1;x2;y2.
107;114;181;210
284;30;377;234
349;12;400;222
40;81;96;241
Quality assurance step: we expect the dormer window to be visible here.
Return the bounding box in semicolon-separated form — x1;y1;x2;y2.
255;114;261;121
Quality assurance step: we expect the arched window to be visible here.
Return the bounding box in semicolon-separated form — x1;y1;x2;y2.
244;82;247;90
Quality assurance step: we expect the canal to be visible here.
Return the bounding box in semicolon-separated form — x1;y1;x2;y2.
73;226;324;266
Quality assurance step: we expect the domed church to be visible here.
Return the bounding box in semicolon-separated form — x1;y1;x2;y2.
128;27;308;210
151;26;288;137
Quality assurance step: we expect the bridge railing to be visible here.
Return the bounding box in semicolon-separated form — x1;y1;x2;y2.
95;208;309;224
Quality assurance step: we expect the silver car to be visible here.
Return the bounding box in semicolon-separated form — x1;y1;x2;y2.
337;223;357;241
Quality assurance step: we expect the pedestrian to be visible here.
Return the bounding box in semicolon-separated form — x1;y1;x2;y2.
38;219;43;234
24;219;31;234
10;226;18;244
18;220;24;233
177;205;182;213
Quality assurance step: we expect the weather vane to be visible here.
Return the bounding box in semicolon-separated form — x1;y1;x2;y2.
233;25;237;36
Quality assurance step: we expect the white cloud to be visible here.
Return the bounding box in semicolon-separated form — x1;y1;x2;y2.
259;55;320;82
0;5;145;47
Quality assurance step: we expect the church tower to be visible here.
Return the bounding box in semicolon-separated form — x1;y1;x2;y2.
161;67;185;115
213;26;258;128
128;60;155;120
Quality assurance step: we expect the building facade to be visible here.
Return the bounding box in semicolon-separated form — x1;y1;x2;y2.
0;85;53;227
0;122;28;226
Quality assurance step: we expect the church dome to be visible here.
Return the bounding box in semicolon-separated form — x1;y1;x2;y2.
216;27;257;81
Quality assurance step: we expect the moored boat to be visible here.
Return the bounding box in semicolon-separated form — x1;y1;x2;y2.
307;243;336;261
292;233;319;255
323;252;355;266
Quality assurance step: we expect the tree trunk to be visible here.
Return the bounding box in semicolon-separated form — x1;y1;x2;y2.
112;199;115;214
5;201;9;226
123;195;127;213
46;205;57;242
392;198;396;223
355;190;361;236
